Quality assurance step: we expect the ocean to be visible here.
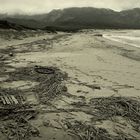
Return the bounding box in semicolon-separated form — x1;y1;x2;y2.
103;30;140;48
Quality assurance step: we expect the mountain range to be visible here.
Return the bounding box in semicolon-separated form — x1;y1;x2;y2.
0;7;140;30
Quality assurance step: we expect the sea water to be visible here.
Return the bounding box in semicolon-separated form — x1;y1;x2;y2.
103;30;140;48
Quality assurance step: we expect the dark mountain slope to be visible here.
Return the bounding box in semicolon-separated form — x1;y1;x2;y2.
44;7;140;29
0;7;140;30
0;20;27;30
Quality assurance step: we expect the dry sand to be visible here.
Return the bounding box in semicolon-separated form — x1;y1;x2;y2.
0;29;140;140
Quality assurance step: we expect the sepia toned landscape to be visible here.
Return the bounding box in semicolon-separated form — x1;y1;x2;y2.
0;1;140;140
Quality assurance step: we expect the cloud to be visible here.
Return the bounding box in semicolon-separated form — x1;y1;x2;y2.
0;0;139;14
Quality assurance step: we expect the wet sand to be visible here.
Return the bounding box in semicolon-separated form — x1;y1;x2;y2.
0;29;140;140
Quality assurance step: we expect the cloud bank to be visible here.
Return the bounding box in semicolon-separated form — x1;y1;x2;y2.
0;0;139;14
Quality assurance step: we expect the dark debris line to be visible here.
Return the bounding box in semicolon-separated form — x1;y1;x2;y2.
1;65;140;140
33;66;68;104
60;96;140;140
0;65;68;140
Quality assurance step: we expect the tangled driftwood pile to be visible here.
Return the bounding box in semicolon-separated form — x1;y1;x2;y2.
0;104;38;140
90;96;140;132
2;63;140;140
33;66;68;104
6;66;68;104
0;66;68;140
66;121;114;140
63;96;140;140
1;120;39;140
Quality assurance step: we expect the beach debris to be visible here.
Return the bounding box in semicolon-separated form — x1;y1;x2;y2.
77;90;82;93
0;101;38;140
0;95;19;105
43;120;51;127
94;34;103;37
90;96;140;132
32;66;68;104
65;121;113;140
87;84;101;90
1;117;39;140
34;65;57;74
4;66;68;105
9;52;13;57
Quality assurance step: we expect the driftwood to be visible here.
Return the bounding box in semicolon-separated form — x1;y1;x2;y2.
0;95;19;105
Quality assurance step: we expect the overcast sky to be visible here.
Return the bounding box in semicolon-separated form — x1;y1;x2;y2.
0;0;139;15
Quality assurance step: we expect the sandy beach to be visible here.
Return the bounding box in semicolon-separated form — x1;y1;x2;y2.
0;29;140;140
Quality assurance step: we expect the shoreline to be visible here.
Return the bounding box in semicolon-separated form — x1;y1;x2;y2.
103;34;140;48
96;33;140;61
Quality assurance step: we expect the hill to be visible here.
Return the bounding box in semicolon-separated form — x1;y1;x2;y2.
1;7;140;30
0;20;28;30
